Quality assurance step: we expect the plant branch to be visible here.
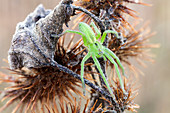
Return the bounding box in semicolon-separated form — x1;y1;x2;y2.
49;60;121;112
72;6;105;32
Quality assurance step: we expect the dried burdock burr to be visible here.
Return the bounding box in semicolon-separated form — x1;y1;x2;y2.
73;0;150;30
0;1;87;112
95;77;139;112
108;22;160;76
0;33;87;113
86;77;139;112
112;77;139;112
0;69;81;113
3;33;81;110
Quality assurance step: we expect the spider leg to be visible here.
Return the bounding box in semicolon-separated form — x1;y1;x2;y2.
105;48;126;77
101;30;119;44
51;30;84;38
91;54;115;99
64;30;84;35
81;52;91;95
51;32;64;38
90;22;101;39
103;52;126;93
64;30;88;46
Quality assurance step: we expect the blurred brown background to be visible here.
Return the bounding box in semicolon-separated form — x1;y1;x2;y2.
0;0;169;113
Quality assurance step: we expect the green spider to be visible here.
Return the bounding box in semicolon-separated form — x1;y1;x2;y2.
64;22;126;98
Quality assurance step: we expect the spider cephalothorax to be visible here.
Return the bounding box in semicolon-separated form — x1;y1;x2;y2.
60;22;126;98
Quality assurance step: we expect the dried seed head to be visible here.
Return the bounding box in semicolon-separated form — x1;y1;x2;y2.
85;77;139;112
0;36;86;113
107;22;159;76
100;77;139;112
113;77;139;112
73;0;149;29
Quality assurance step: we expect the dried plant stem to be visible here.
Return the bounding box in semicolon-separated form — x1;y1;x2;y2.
49;60;121;112
73;6;105;32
